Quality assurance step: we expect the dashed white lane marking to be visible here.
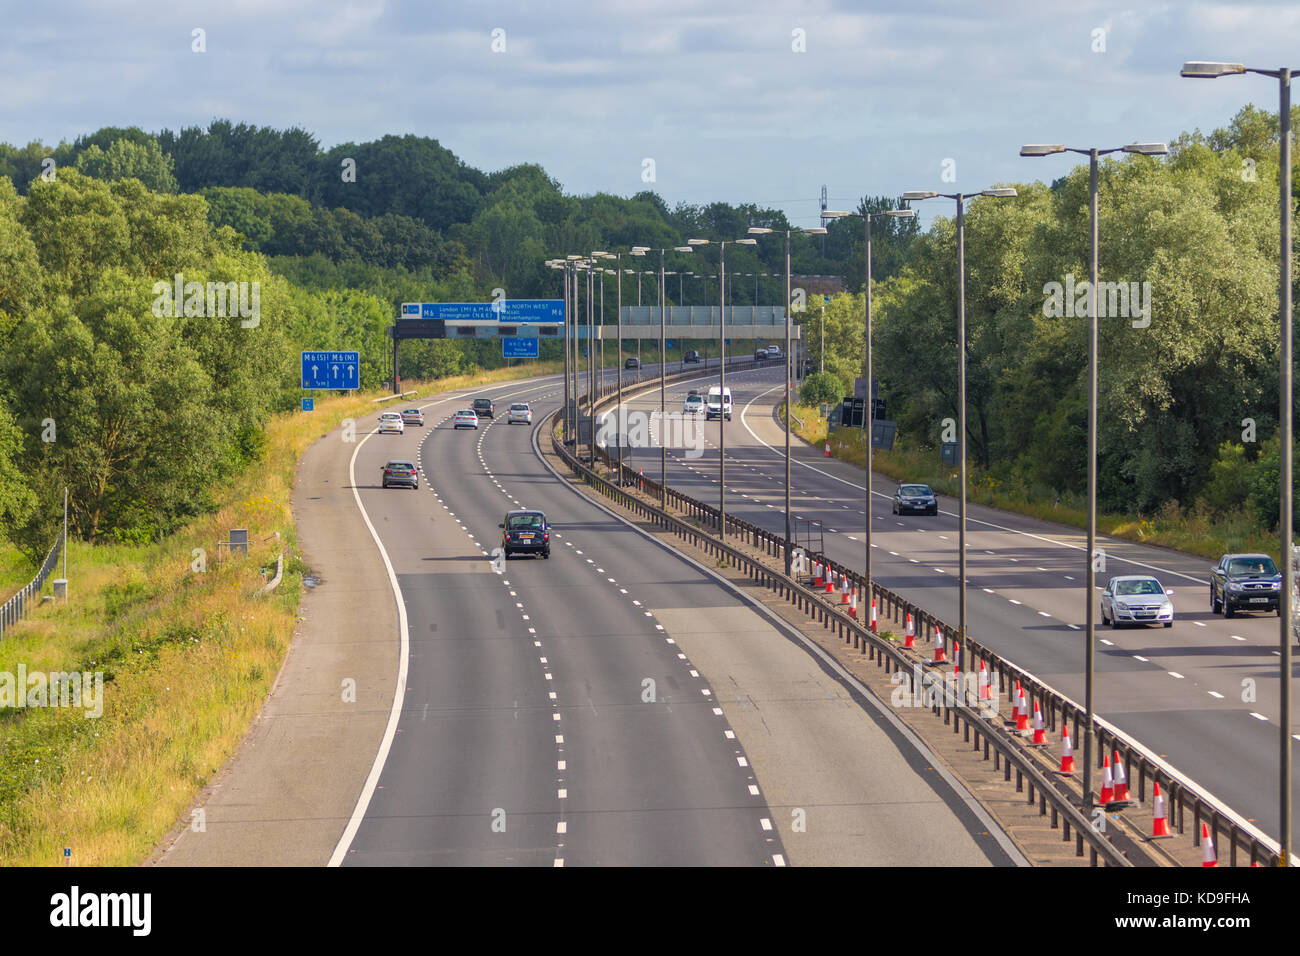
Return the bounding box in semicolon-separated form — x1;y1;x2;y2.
1100;639;1114;646
1038;611;1051;618
1168;671;1184;679
1134;655;1149;662
1208;691;1224;699
1249;712;1268;721
1008;599;1022;606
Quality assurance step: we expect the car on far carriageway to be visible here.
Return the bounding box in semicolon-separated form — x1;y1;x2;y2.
892;483;937;515
378;411;404;434
400;408;424;426
381;460;419;489
625;356;641;369
500;509;550;558
453;409;479;429
1101;575;1174;628
1210;553;1281;618
683;349;702;364
507;402;532;424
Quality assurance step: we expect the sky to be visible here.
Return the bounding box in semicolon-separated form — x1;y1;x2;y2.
1;0;1295;229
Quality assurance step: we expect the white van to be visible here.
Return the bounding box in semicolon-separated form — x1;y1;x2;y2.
706;385;732;421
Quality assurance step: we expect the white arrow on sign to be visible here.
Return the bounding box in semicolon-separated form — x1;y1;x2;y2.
332;364;339;377
311;364;318;378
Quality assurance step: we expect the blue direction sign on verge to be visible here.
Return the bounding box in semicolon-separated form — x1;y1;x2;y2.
302;397;314;412
302;351;360;390
401;300;564;323
503;337;539;359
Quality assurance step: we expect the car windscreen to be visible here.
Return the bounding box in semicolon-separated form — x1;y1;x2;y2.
511;404;528;410
1228;557;1277;575
1115;579;1162;596
386;462;415;470
900;485;931;496
507;514;544;530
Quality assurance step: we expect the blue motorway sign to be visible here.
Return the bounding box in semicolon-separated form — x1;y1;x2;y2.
503;337;539;359
400;300;565;323
302;397;314;412
302;351;359;390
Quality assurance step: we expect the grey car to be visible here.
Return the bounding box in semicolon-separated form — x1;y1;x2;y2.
1101;575;1174;628
381;460;419;489
892;484;938;516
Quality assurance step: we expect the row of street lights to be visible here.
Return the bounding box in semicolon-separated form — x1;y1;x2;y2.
545;58;1293;861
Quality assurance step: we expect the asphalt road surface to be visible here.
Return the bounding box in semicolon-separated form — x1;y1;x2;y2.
334;368;1017;865
612;365;1299;844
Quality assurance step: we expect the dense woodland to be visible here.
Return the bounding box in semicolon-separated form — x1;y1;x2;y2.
0;107;1294;554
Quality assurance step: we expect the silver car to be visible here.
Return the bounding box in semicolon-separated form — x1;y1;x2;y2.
453;410;479;430
1101;575;1174;628
377;411;404;435
507;403;532;424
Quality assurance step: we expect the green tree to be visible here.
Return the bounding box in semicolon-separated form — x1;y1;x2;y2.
74;138;178;193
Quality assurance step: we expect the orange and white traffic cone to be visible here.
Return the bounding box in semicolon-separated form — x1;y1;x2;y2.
1098;754;1114;805
1015;686;1030;732
931;628;948;664
848;589;858;620
1151;783;1172;838
840;574;851;605
1110;751;1133;806
978;660;992;701
1031;701;1048;746
1059;726;1077;774
1201;823;1217;867
904;613;915;648
813;560;823;588
869;597;878;630
1011;681;1022;723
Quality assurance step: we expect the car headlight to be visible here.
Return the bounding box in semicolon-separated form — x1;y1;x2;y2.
1161;602;1173;614
1270;582;1280;589
1228;583;1243;591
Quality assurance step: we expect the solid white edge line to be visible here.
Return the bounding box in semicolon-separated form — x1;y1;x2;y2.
328;371;564;867
737;383;1212;587
328;412;412;867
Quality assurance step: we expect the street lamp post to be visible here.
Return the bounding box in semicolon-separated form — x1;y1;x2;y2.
746;227;825;572
688;238;752;537
901;188;1018;679
1182;60;1294;864
1019;141;1168;807
631;246;692;505
821;206;917;616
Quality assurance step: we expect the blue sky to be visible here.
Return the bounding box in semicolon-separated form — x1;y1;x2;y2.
1;0;1295;229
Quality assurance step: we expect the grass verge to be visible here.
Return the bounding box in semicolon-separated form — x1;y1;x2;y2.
0;360;560;866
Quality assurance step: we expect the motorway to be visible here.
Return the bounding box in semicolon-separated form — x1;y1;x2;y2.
329;367;1020;865
612;364;1300;844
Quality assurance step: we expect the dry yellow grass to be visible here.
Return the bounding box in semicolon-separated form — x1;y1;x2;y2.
0;361;560;865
